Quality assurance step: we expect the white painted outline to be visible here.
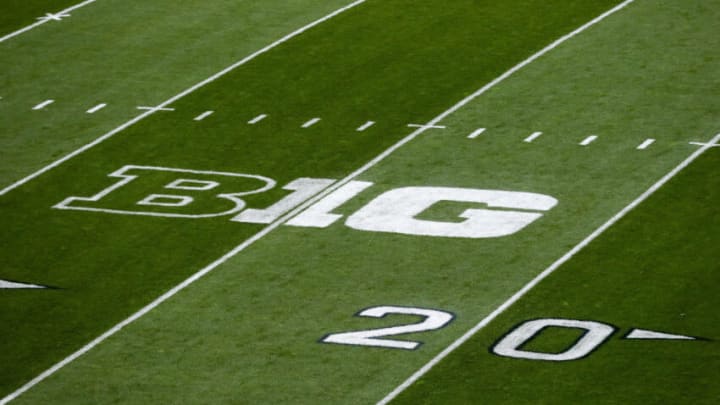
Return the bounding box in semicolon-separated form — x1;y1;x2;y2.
0;0;97;44
53;165;275;219
166;179;219;191
376;133;719;404
0;0;368;197
2;1;662;402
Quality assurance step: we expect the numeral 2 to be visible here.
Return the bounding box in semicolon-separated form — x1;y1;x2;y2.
321;306;454;350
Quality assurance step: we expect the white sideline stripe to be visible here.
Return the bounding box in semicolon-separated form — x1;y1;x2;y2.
580;135;598;146
32;100;54;110
524;131;542;143
86;103;106;114
467;128;485;139
637;138;655;150
302;117;321;128
248;114;267;124
0;0;367;197
193;110;214;121
377;131;720;405
0;0;97;44
357;121;375;131
0;1;637;402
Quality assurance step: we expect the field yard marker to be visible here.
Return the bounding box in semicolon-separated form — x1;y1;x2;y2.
194;110;214;121
86;103;106;114
624;329;697;340
0;0;97;44
0;0;367;197
689;141;720;148
0;280;46;289
302;118;321;128
524;131;543;143
2;1;647;401
32;100;54;110
37;13;71;22
248;114;267;124
636;138;655;150
357;121;375;131
136;105;175;113
407;123;446;130
376;130;719;404
467;128;486;139
580;135;598;146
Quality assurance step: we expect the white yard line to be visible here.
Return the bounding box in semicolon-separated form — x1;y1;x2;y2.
302;117;321;128
248;114;268;124
0;0;98;44
193;110;214;121
524;131;543;143
377;131;720;405
86;103;107;114
32;99;54;110
1;0;640;403
0;0;368;197
357;121;375;131
467;128;486;139
580;135;598;146
637;138;655;150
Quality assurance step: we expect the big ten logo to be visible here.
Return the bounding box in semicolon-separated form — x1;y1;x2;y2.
55;165;558;238
54;166;276;218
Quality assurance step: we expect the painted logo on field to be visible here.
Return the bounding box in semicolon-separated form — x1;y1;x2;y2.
54;165;558;238
54;165;276;218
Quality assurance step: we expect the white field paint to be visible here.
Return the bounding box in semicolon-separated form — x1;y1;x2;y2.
376;131;719;404
689;141;720;148
467;128;485;139
0;280;45;289
636;138;655;150
248;114;268;124
302;117;321;128
136;105;174;112
193;110;214;121
53;165;276;219
492;319;615;361
407;123;445;130
1;1;644;402
524;131;542;143
0;0;97;44
86;103;106;114
0;0;368;197
580;135;598;146
357;121;375;131
32;100;54;110
625;329;696;340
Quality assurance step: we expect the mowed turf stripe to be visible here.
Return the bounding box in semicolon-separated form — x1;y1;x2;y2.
11;0;718;403
389;150;720;404
0;0;361;188
0;0;668;400
1;1;630;399
0;0;94;41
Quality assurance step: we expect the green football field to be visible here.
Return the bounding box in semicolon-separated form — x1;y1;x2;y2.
1;0;718;403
